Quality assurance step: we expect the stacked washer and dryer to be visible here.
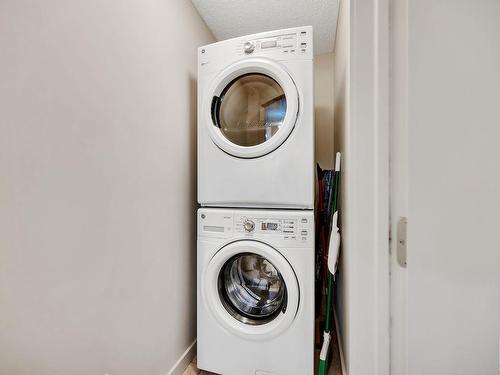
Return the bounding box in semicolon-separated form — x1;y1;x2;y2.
197;26;315;375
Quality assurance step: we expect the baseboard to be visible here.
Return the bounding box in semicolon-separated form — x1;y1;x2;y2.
333;310;347;375
167;340;197;375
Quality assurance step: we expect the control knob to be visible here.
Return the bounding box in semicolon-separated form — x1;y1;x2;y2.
243;41;255;54
243;219;255;232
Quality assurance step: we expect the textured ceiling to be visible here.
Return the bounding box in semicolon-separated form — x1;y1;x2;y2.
191;0;339;55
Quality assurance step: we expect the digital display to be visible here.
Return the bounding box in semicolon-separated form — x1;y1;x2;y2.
261;40;277;49
261;222;278;231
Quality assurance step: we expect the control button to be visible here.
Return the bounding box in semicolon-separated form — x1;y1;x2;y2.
261;40;277;49
301;230;308;236
301;218;308;223
243;219;255;232
243;41;255;54
300;42;307;47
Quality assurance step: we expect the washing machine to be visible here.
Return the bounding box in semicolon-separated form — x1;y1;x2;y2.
197;26;314;209
197;208;314;375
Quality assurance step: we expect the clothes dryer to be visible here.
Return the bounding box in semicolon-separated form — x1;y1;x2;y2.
198;27;314;209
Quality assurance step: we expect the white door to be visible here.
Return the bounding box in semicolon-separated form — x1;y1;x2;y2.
204;58;299;158
391;1;500;374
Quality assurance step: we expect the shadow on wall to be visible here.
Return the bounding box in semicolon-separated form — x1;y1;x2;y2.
315;106;335;168
314;52;335;169
188;74;198;337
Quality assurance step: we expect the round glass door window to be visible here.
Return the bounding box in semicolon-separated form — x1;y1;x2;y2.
218;252;287;325
212;74;287;147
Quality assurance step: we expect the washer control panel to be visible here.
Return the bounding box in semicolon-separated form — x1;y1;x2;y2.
234;213;313;245
198;208;314;247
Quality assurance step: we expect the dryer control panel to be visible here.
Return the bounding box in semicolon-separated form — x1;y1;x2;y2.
198;26;313;74
198;208;314;248
240;30;310;56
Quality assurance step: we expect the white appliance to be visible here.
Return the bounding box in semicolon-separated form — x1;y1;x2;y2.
197;27;314;209
197;208;314;375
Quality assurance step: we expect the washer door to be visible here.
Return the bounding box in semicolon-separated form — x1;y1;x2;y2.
205;58;299;159
204;240;299;340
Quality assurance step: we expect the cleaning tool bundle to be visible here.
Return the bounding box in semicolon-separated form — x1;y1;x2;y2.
318;152;341;375
315;164;336;317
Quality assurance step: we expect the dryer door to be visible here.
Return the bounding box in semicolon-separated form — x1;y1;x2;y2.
204;240;299;340
205;58;299;159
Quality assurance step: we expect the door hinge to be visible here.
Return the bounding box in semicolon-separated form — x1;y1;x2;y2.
397;217;407;268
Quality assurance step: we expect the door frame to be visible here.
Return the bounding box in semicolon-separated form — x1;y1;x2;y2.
340;0;391;373
388;0;409;374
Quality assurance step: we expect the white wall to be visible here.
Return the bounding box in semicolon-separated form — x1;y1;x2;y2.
333;0;351;369
0;1;214;374
314;53;335;169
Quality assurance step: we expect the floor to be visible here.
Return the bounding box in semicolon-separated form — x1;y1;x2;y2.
182;356;215;375
183;327;343;375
